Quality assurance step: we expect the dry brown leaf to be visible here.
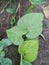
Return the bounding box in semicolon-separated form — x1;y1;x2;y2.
43;6;49;19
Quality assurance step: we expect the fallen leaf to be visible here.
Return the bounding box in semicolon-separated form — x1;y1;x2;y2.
43;6;49;19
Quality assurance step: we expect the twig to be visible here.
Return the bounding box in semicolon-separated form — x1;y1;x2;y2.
12;3;20;19
16;3;20;14
19;0;21;19
0;1;9;14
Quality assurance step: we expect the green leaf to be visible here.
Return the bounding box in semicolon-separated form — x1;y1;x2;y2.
22;60;32;65
18;13;43;39
30;0;46;5
0;51;5;63
25;5;34;14
0;56;3;63
18;39;39;62
0;39;12;51
0;51;5;57
1;58;12;65
1;38;12;47
6;8;16;14
6;26;27;45
0;44;4;51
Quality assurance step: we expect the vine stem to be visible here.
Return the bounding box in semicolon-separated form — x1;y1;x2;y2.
19;1;23;65
20;54;22;65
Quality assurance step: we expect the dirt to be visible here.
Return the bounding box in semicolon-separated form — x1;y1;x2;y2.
0;0;49;65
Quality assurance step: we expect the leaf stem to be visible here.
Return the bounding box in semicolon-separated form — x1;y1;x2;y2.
20;54;22;65
25;4;35;14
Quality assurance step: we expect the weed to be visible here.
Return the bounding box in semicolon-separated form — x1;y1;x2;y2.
0;0;45;65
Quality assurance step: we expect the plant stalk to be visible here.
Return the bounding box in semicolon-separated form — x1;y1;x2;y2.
20;54;22;65
25;4;35;14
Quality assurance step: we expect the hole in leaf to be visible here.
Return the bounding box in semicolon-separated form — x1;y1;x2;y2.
22;35;27;41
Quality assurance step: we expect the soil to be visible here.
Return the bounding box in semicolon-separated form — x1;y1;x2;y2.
0;0;49;65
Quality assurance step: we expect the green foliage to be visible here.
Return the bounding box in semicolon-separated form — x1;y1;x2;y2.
18;40;39;62
0;43;4;51
18;13;43;39
0;51;5;58
6;13;43;65
1;39;12;46
1;58;12;65
0;51;5;63
22;60;32;65
0;39;12;51
30;0;45;5
7;13;43;46
0;56;12;65
6;8;16;14
0;0;44;65
25;5;35;14
0;38;12;65
6;26;27;45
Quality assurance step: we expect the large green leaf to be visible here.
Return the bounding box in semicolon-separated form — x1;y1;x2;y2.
30;0;45;5
6;26;27;45
22;60;32;65
18;13;43;39
18;39;39;62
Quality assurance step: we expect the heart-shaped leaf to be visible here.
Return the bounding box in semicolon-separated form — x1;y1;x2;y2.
18;39;39;62
6;26;27;45
18;13;43;39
